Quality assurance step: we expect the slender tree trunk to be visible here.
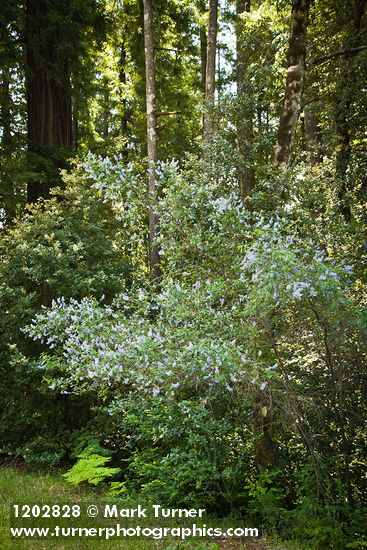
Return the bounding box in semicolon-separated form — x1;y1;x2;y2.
200;26;207;94
143;0;160;279
236;0;255;198
25;0;73;204
203;0;217;145
198;1;207;143
274;0;310;168
120;41;129;158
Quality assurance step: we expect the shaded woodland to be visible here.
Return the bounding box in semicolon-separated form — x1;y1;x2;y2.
0;1;367;548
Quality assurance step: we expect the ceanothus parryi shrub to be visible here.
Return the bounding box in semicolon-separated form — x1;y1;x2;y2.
21;154;366;521
24;155;354;404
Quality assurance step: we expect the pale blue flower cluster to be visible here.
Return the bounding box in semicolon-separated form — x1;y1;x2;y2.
22;157;354;405
239;219;349;308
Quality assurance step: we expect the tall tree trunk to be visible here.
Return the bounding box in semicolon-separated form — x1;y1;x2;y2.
25;0;73;204
143;0;160;279
274;0;310;168
198;0;207;94
236;0;255;198
203;0;217;145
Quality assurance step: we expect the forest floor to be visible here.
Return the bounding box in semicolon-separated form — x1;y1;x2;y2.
0;464;297;550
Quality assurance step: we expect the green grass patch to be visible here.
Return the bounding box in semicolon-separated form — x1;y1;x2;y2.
0;464;267;549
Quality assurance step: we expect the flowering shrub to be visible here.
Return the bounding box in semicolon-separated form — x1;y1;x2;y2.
21;154;367;524
25;285;249;398
239;218;353;310
0;158;137;462
24;192;355;399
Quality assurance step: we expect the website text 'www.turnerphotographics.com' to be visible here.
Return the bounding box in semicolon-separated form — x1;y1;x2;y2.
10;503;259;541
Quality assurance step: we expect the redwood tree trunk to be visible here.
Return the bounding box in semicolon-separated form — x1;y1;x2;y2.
25;0;73;203
236;0;255;197
203;0;217;145
274;0;310;168
143;0;160;279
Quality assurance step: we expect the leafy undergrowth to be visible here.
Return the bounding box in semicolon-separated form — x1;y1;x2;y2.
0;464;296;549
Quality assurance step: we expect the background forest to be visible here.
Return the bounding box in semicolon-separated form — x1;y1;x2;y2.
0;0;367;548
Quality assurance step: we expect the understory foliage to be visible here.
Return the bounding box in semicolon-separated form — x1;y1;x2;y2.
0;164;134;462
0;1;366;549
19;153;367;548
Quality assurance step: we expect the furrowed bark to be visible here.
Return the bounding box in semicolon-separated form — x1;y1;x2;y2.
25;0;73;203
